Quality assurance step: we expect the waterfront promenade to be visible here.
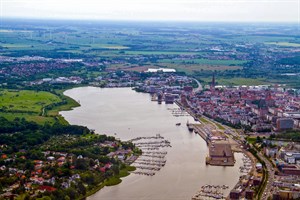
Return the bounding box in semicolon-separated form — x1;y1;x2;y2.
188;123;236;166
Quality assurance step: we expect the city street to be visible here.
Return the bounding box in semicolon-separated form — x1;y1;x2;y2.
257;151;275;200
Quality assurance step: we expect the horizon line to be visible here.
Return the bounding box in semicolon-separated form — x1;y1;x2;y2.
1;16;299;25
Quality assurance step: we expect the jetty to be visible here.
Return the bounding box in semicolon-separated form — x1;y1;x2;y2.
191;184;228;200
130;135;171;176
186;123;235;166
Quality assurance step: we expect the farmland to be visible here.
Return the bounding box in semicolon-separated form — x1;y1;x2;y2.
265;42;300;47
0;20;300;88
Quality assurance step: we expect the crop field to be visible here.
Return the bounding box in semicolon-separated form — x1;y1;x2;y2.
123;51;204;55
1;20;300;87
265;42;300;47
89;44;130;50
215;78;269;86
159;58;246;65
160;63;242;74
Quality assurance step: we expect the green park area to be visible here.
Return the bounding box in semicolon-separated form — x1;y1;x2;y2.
0;89;79;124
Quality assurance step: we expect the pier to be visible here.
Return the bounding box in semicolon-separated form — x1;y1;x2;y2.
130;135;171;176
191;184;228;200
186;122;235;166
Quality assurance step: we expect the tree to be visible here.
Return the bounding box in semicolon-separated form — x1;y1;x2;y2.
256;136;262;143
36;196;51;200
66;187;78;199
111;165;120;176
75;159;88;170
77;181;86;195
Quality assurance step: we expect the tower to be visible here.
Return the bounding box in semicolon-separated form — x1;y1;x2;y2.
210;74;215;91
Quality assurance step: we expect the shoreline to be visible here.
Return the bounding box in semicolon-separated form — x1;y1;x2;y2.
59;86;140;200
80;166;137;200
175;99;237;166
174;98;257;199
60;86;247;200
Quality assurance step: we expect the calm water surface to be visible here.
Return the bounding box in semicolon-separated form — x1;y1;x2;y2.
60;87;243;200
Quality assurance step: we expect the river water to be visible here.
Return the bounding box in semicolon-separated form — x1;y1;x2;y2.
60;87;243;200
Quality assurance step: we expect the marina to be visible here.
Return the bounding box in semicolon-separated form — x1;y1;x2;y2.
192;154;253;200
168;107;190;117
130;135;171;176
61;87;245;200
191;184;229;200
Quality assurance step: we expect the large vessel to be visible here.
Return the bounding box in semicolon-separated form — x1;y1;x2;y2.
186;120;193;132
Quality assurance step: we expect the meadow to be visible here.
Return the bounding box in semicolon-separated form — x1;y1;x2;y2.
0;89;79;124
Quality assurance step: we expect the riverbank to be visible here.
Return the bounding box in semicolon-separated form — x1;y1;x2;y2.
0;86;145;200
61;87;244;200
0;88;80;125
82;165;136;199
174;97;267;200
176;100;237;166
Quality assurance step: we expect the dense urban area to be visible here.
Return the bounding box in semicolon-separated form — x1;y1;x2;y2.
0;20;300;199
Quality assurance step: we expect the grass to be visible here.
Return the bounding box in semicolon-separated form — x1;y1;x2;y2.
200;117;225;130
89;166;137;189
168;64;242;74
104;176;122;186
265;42;300;47
0;43;33;48
90;44;130;50
104;165;136;186
47;94;80;117
124;50;203;55
83;165;136;199
216;78;269;86
215;123;225;130
0;90;61;113
200;117;210;124
0;89;79;125
159;58;246;65
247;137;257;144
0;113;56;124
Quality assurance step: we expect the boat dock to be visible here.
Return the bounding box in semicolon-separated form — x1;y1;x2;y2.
186;123;235;166
130;135;171;176
191;184;228;200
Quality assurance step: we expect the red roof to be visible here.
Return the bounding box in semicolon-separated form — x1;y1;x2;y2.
100;167;106;172
38;185;57;192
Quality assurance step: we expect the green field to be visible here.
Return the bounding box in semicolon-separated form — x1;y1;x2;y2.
0;113;56;124
217;78;269;86
0;90;61;113
159;58;246;65
0;89;79;124
90;44;130;50
124;51;203;55
265;42;300;47
162;63;242;74
198;77;269;86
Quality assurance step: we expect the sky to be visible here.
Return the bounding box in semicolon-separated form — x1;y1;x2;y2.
0;0;299;22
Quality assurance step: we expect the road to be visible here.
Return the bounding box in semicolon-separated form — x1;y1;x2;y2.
191;78;203;93
256;151;275;200
202;115;275;199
